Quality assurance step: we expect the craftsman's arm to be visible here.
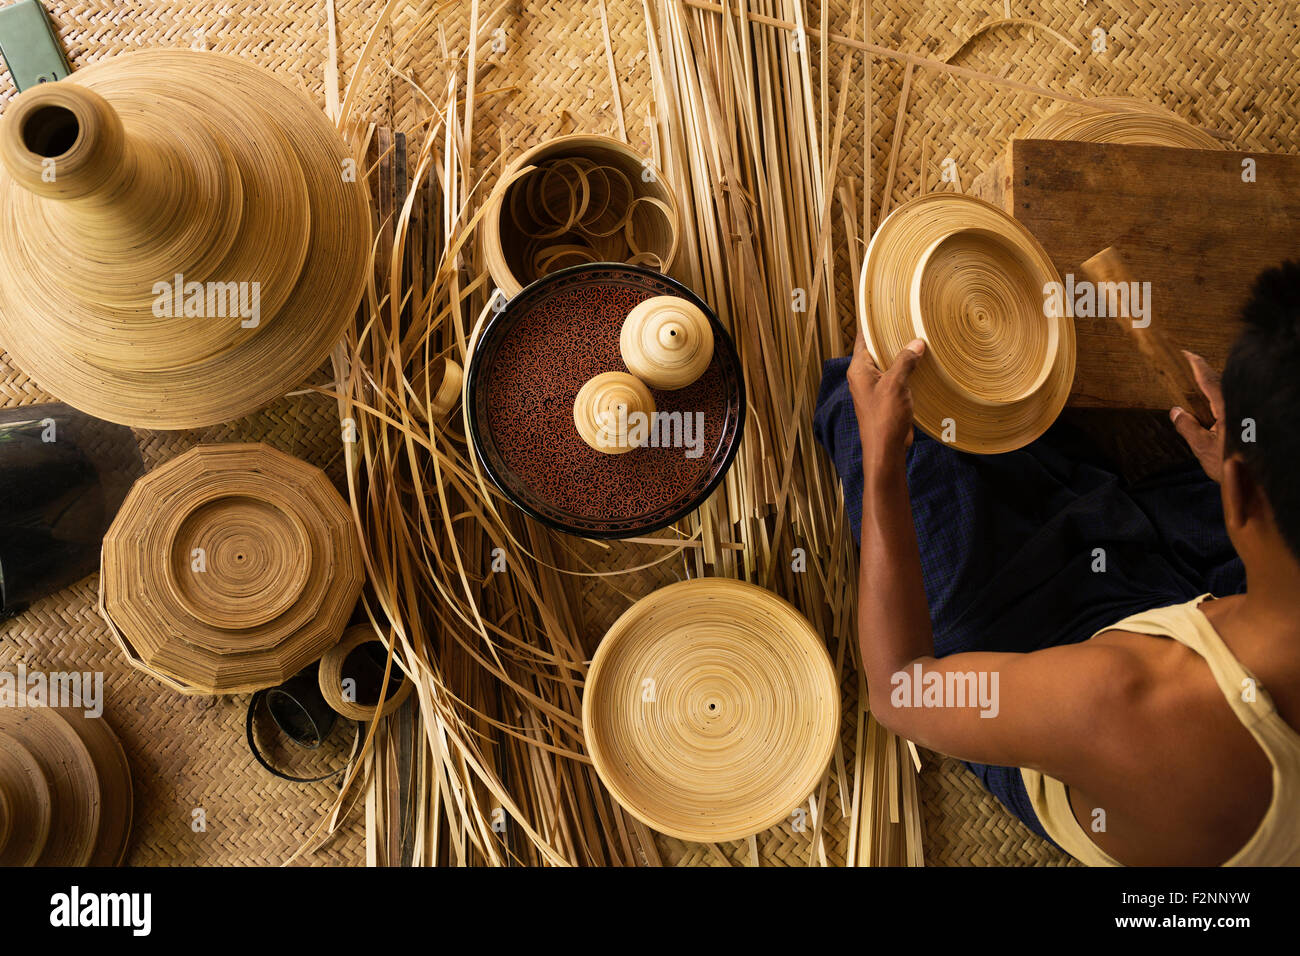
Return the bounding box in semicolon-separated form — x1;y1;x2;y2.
849;331;1141;772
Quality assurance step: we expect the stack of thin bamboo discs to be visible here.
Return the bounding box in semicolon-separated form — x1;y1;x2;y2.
1022;96;1221;148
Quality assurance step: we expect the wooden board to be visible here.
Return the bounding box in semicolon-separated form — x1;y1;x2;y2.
970;139;1300;410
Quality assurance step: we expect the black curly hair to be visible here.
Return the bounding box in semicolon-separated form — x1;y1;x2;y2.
1222;260;1300;561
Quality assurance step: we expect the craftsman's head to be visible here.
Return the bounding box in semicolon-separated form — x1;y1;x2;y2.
1220;260;1300;572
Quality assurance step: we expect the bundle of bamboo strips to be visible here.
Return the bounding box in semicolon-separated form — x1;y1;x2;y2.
299;0;921;866
642;0;923;864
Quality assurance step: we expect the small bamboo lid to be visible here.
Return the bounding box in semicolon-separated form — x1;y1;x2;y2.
620;295;715;389
573;371;657;454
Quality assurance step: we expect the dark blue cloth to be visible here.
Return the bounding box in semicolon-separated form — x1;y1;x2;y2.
813;356;1245;840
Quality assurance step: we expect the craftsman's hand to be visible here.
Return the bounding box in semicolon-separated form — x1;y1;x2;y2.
1171;350;1225;483
848;329;925;471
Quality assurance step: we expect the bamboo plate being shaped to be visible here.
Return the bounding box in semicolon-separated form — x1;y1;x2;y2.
467;264;745;539
582;578;839;843
859;193;1075;454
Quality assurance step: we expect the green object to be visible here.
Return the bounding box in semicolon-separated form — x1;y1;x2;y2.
0;0;70;93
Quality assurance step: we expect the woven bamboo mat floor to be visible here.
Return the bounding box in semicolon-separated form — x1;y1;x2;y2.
1;0;1296;866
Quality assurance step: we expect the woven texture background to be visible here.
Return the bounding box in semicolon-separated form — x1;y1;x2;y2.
1;0;1296;866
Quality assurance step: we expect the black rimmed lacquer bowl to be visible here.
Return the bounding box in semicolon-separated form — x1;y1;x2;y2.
466;264;745;538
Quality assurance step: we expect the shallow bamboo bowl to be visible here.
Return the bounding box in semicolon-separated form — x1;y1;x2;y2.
859;193;1075;454
582;578;839;843
481;134;681;298
100;443;364;695
1022;96;1221;148
0;50;371;429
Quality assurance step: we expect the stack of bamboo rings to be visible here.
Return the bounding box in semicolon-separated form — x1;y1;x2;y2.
0;50;370;429
1023;96;1221;148
100;443;364;695
582;579;839;842
859;193;1075;454
0;700;132;866
482;135;681;298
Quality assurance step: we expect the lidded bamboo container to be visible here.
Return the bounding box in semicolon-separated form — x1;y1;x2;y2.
620;295;715;389
0;50;370;429
573;371;657;454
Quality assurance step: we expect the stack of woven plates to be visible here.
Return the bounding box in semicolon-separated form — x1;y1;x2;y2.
1022;96;1221;148
100;444;364;695
859;193;1075;454
582;579;839;842
0;700;132;866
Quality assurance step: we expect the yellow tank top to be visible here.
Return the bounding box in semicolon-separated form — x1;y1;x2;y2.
1021;595;1300;866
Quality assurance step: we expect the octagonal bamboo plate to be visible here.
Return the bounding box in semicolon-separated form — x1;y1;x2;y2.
582;578;839;843
101;443;364;695
859;193;1075;454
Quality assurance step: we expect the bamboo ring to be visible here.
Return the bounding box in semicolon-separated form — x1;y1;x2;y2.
582;578;839;842
415;356;463;421
317;625;414;722
1022;96;1222;148
620;295;715;389
859;193;1074;454
573;371;657;454
101;443;364;695
0;50;370;429
0;731;51;867
483;134;681;297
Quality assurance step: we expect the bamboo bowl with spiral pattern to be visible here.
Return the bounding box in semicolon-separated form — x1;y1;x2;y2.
582;578;839;842
859;193;1075;454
